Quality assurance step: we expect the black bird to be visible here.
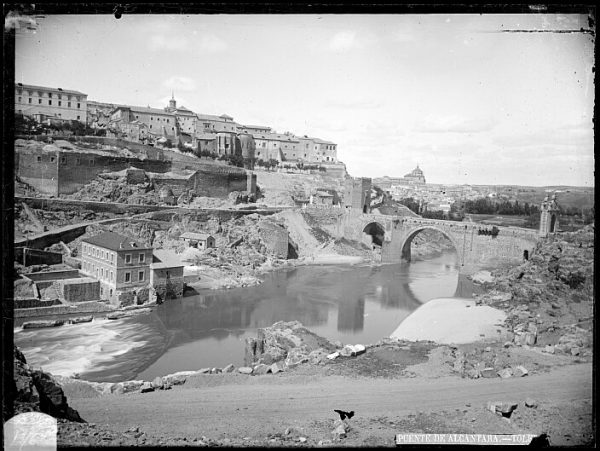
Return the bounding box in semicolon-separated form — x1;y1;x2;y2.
334;409;354;421
529;433;550;447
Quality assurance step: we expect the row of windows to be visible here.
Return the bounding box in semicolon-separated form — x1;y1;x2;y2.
16;89;82;102
83;261;145;283
17;96;81;108
83;244;116;263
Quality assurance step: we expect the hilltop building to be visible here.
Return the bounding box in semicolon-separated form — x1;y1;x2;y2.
15;83;88;124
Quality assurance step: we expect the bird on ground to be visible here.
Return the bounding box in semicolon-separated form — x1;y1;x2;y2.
334;409;354;421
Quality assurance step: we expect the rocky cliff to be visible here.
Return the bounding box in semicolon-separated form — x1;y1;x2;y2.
7;346;85;423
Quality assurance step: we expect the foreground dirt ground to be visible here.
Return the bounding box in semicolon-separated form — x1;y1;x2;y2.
62;352;593;447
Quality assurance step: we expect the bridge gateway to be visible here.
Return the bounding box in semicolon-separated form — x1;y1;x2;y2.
338;210;540;274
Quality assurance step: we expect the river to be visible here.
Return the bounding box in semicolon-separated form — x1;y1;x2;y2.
14;250;474;383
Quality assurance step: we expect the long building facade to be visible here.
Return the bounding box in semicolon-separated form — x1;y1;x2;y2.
15;82;339;165
15;83;88;124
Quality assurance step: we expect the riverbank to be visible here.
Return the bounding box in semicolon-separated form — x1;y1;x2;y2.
390;298;507;344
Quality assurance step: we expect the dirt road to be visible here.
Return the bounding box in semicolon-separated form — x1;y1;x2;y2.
68;362;592;446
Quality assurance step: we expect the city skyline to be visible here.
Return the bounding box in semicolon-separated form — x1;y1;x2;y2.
14;12;594;187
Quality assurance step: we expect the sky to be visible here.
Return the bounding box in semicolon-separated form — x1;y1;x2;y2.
13;12;595;187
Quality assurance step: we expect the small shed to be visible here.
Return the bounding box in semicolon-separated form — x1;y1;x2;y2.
179;232;216;250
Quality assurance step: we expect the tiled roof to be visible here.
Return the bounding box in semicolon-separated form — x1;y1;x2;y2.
115;105;174;116
16;83;87;96
240;125;271;130
81;231;151;251
310;137;335;145
180;232;213;241
252;133;299;143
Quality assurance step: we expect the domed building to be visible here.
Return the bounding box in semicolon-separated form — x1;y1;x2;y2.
403;165;426;184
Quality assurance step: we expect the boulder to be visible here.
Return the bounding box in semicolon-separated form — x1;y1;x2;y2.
253;364;269;375
267;362;284;374
480;368;497;378
285;347;309;368
307;348;329;365
513;366;529;377
238;367;253;375
166;375;187;386
140;382;154;393
327;351;340;360
151;376;164;389
331;419;348;440
543;345;555;354
122;380;144;392
244;320;337;366
497;368;513;379
339;345;354;358
222;364;235;373
352;344;366;356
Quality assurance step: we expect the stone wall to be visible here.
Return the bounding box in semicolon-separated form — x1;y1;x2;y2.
57;278;101;303
14;298;63;309
14;248;64;266
14;300;114;318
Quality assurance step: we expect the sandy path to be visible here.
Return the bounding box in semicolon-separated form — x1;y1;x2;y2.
69;363;592;439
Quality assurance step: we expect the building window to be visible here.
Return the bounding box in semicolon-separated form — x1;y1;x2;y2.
60;157;66;164
38;99;42;104
28;98;32;104
76;157;81;165
138;271;145;282
50;157;55;163
48;100;52;105
77;115;80;120
139;253;145;263
125;254;131;264
101;268;104;279
77;103;81;109
110;271;114;281
110;253;114;263
58;101;62;106
18;96;22;103
48;93;52;98
90;159;95;166
68;102;71;107
37;156;41;162
125;272;131;283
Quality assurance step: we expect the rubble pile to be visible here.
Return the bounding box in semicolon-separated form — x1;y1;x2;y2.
68;176;156;205
449;224;594;376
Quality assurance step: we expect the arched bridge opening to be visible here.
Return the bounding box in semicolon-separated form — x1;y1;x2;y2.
400;226;461;265
363;222;385;248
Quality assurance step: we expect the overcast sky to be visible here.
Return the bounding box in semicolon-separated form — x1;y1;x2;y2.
14;13;594;186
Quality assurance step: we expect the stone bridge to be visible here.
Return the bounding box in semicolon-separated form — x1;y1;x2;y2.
336;211;540;274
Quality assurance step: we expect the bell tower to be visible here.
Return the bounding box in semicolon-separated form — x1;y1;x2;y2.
168;91;176;110
539;193;560;237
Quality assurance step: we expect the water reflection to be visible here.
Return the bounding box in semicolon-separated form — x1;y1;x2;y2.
15;251;473;381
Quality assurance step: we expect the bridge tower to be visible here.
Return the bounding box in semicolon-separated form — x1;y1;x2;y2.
539;193;560;237
343;177;372;213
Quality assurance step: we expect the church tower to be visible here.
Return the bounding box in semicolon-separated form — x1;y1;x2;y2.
168;92;177;110
539;193;560;237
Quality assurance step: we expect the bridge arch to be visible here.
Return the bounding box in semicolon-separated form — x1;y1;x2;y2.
399;225;463;266
362;221;386;247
